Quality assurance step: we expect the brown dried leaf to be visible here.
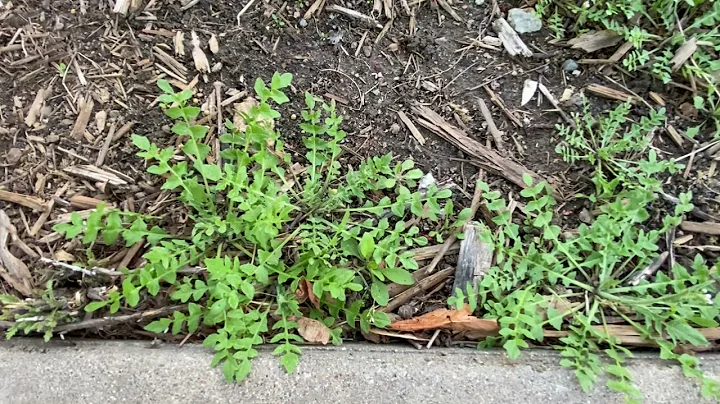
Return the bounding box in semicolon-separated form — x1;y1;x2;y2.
297;317;330;344
390;304;499;335
305;279;320;309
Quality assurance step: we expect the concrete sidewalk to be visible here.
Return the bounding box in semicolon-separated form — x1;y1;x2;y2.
0;340;717;403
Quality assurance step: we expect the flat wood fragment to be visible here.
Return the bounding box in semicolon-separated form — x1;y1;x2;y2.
452;223;492;295
670;38;697;72
152;46;188;77
568;30;622;53
537;83;575;128
545;325;720;348
70;96;95;141
325;4;383;29
191;31;210;73
397;110;425;145
586;84;639;104
476;98;505;153
0;209;34;296
113;0;130;14
0;190;48;212
24;88;45;127
70;195;108;209
410;242;460;261
666;125;684;147
303;0;326;19
492;18;532;57
410;103;555;196
437;0;461;21
382;267;455;313
483;86;522;128
63;165;129;187
680;221;720;236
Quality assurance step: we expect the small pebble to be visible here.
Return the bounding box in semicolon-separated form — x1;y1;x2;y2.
299;18;307;27
562;59;579;73
363;45;372;58
390;123;400;134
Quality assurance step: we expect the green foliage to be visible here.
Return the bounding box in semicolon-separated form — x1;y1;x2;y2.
452;105;720;402
27;74;464;381
1;281;70;342
536;0;720;131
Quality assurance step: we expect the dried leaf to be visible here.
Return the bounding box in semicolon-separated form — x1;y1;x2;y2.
305;279;320;309
297;317;330;344
390;304;499;335
521;79;538;106
568;30;622;53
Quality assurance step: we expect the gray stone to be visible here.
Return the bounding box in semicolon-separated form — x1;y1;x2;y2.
562;59;579;73
507;8;542;34
298;18;307;27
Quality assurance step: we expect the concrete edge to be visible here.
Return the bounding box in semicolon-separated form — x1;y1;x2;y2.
1;339;719;403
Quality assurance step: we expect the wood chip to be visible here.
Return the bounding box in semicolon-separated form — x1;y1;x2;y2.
521;79;538;106
0;209;34;296
174;31;185;56
568;30;622;53
0;190;48;212
492;18;532;57
452;223;492;294
586;83;639;104
70;95;95;141
24;88;46;127
477;98;505;153
191;31;210;73
680;221;720;236
648;91;665;106
325;4;383;29
670;38;697;72
209;34;219;54
63;165;128;186
397;110;425;145
69;195;108;209
410;243;460;261
666;125;684;147
411;103;554;195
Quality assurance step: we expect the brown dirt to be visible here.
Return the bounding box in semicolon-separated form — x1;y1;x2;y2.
1;0;718;338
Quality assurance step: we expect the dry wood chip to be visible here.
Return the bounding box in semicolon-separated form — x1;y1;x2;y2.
24;88;46;127
113;0;130;14
191;31;210;73
452;223;492;294
568;30;622;53
410;243;460;261
174;31;185;56
670;38;698;72
95;110;107;133
586;83;639;104
492;18;532;57
396;110;425;145
410;103;554;195
680;221;720;236
63;165;128;186
70;95;95;141
648;91;665;106
69;195;108;209
521;79;538;106
326;4;383;29
0;190;48;212
209;34;219;54
477;97;506;153
0;210;34;296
